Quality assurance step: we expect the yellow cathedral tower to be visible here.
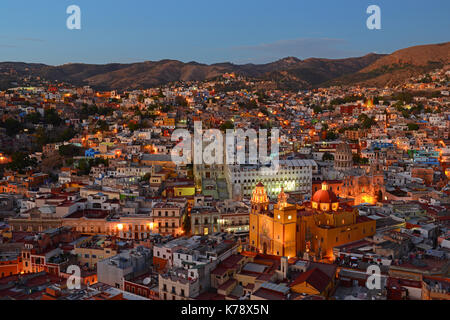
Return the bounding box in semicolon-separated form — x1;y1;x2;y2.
249;183;298;258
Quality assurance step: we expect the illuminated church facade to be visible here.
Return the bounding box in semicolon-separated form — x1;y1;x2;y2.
249;182;376;259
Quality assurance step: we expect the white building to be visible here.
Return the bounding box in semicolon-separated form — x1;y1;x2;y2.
225;159;317;199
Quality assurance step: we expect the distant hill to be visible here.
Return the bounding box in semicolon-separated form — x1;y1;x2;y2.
0;42;448;91
326;42;450;87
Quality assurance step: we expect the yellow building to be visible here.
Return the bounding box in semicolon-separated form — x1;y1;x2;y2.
249;182;376;260
249;183;298;258
74;236;118;268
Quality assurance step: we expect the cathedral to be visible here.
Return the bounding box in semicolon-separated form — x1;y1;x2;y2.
249;182;376;260
321;142;385;205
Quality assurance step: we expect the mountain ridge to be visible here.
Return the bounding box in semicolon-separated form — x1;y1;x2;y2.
0;42;448;91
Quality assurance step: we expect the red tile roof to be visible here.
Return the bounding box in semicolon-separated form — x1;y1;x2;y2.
290;267;331;293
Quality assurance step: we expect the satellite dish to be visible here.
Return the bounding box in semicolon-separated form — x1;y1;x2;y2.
143;278;151;285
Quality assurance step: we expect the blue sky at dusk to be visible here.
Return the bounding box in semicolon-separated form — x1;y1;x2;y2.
0;0;449;65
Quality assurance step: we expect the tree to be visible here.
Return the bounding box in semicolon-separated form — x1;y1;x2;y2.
95;120;109;132
392;91;413;104
175;96;188;107
7;152;37;173
35;127;49;147
313;105;322;114
1;118;23;136
182;213;191;235
58;144;83;158
407;123;419;131
128;121;142;132
220;121;234;131
25;112;42;124
243;99;258;110
325;130;338;141
353;154;369;165
44;108;63;126
59;126;77;142
77;159;92;175
323;152;334;161
358;114;376;129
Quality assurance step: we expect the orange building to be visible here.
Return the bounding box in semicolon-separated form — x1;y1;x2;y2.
0;254;23;278
249;182;376;260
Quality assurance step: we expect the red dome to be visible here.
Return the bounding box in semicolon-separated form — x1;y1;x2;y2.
312;183;338;203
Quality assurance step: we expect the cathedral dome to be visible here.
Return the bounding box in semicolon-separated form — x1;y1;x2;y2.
312;183;338;203
311;182;339;212
334;142;353;171
335;142;352;154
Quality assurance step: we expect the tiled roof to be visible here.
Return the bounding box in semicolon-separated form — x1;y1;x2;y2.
290;267;331;293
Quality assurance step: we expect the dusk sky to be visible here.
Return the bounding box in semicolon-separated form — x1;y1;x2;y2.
0;0;449;65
